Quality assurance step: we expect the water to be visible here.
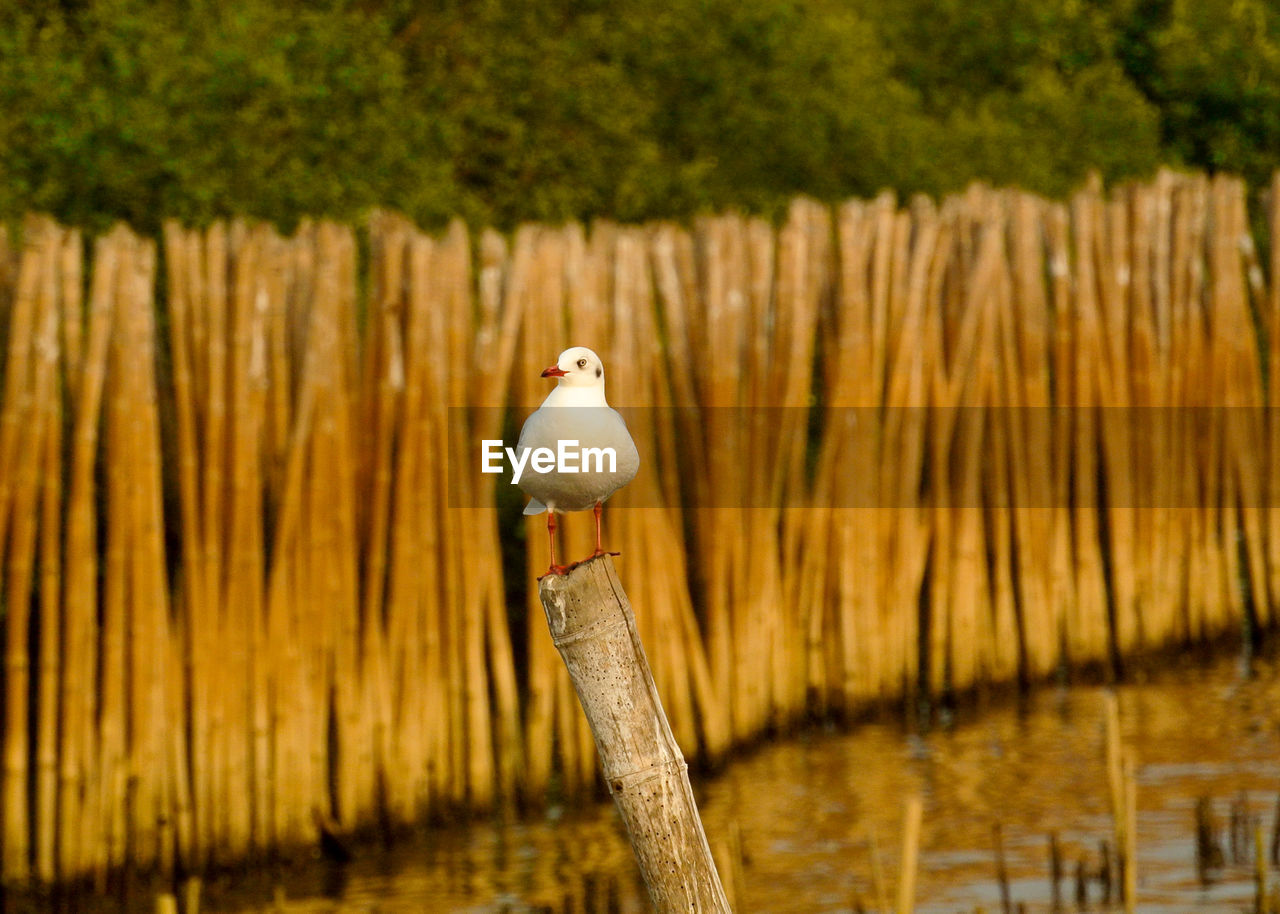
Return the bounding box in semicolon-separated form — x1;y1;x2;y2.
168;650;1280;911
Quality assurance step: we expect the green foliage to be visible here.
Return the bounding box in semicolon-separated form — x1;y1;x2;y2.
627;0;930;211
1117;0;1280;187
389;0;677;226
0;0;450;233
0;0;1275;232
855;0;1165;197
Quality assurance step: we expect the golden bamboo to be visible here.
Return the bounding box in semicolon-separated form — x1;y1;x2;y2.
32;224;63;882
1;172;1279;889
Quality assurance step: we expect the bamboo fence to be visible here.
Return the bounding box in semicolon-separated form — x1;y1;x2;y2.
1;169;1279;886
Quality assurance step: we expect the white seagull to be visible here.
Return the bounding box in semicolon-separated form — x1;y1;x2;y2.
517;346;640;576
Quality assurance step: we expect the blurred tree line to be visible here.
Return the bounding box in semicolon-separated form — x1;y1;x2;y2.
0;0;1277;234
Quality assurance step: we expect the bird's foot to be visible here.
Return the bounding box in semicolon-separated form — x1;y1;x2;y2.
537;563;573;581
538;552;621;578
564;550;620;572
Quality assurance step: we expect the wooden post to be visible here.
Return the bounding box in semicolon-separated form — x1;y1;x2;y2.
537;555;732;913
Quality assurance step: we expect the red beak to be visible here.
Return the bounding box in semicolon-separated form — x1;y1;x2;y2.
541;365;567;378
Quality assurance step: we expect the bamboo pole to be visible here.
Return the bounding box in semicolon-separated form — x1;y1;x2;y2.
1104;691;1137;913
604;227;706;758
98;228;141;883
1267;173;1280;619
464;219;525;808
537;556;731;913
264;225;326;847
58;231;117;882
827;200;882;706
317;222;364;828
121;234;170;874
0;221;39;881
1066;187;1112;667
1004;194;1060;680
866;825;892;914
1127;184;1162;654
1211;179;1269;630
740;213;777;735
895;795;923;914
3;218;59;884
982;202;1021;684
35;224;68;875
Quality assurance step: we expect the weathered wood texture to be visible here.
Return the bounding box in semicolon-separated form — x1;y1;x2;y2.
537;556;731;913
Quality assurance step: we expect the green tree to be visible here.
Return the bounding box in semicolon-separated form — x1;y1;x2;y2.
631;0;931;212
856;0;1164;197
386;0;933;224
0;0;1275;232
386;0;673;227
0;0;451;232
1115;0;1280;186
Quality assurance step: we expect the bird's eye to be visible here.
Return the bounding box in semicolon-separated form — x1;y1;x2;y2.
577;358;587;369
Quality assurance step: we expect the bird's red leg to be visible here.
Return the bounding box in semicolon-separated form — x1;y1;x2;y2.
542;512;570;578
587;501;620;561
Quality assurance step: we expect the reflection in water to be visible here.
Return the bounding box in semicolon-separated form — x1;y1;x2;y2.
202;651;1279;913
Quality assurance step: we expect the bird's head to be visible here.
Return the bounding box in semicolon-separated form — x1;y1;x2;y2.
541;347;604;387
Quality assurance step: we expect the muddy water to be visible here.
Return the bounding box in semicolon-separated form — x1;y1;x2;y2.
203;649;1279;913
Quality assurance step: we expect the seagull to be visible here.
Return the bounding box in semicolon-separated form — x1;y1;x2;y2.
516;347;640;576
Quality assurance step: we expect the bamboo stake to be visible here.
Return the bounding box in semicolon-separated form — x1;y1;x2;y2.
509;230;556;804
3;218;58;883
1042;202;1080;669
896;795;923;914
605;228;704;757
867;825;891;914
1267;173;1280;618
983;205;1020;683
320;223;364;828
420;229;451;815
1128;184;1162;653
741;213;779;734
466;219;525;807
1145;173;1182;648
1104;691;1137;912
1003;194;1059;680
1123;751;1137;914
829;201;881;705
648;224;732;759
537;556;731;912
439;220;498;810
1067;188;1112;667
0;287;46;825
1181;176;1225;640
229;227;270;851
161;223;208;867
265;225;327;846
98;228;140;884
1212;179;1269;630
357;214;401;834
58;231;117;881
123;236;170;873
253;231;287;853
1097;196;1141;660
32;223;64;882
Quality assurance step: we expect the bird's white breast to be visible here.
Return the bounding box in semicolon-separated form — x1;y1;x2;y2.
515;404;640;513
